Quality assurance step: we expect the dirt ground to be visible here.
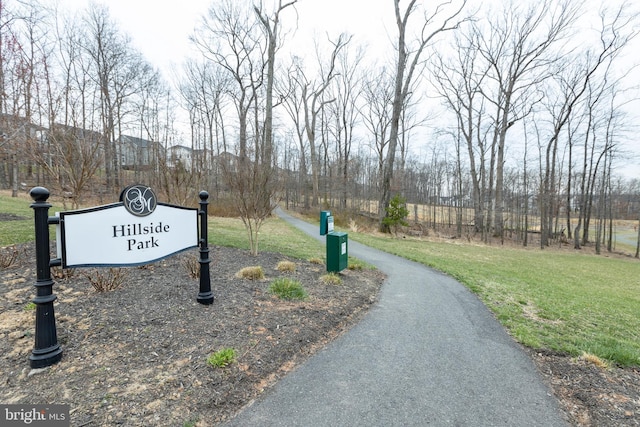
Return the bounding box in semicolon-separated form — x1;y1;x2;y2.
1;238;639;426
530;349;640;426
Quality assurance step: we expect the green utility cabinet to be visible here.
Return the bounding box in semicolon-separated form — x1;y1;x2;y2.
320;210;332;235
326;231;348;273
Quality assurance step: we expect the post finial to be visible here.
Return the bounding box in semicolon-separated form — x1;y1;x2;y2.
30;186;50;202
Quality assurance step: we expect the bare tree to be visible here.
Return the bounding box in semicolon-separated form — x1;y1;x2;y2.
474;0;581;240
254;0;296;166
380;0;468;232
360;66;394;201
178;58;230;195
193;0;296;254
193;0;263;163
82;4;122;189
279;56;311;208
32;127;103;208
431;28;490;237
297;33;349;206
546;3;635;247
0;2;72;202
327;36;361;210
0;2;23;194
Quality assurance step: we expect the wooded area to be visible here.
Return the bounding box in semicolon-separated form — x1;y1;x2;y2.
0;0;638;255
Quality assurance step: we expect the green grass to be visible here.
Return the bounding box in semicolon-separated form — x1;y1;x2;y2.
235;266;265;280
208;216;325;261
0;194;38;246
349;231;640;367
320;272;342;285
0;192;63;246
207;347;236;368
268;277;308;300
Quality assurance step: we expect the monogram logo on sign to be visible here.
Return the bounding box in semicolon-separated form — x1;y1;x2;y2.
122;185;157;217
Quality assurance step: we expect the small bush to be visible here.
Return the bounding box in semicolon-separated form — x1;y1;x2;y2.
52;266;75;280
235;266;265;280
320;273;342;285
347;258;364;270
276;260;296;272
183;418;199;427
0;245;19;268
23;302;36;311
182;255;200;279
308;257;324;265
268;278;308;300
580;352;609;369
207;348;236;368
382;194;409;235
85;268;128;292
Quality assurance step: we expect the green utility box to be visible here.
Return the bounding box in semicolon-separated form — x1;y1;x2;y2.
326;231;348;273
320;210;331;235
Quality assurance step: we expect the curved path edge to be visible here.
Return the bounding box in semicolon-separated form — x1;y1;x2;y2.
223;209;568;426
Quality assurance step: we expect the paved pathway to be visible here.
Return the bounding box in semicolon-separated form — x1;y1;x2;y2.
223;210;567;426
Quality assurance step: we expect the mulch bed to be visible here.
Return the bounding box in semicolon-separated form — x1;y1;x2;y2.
1;240;639;426
529;349;640;426
1;242;383;425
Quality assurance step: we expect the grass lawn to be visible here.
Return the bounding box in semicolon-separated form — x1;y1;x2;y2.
0;191;65;246
349;231;640;367
208;216;325;261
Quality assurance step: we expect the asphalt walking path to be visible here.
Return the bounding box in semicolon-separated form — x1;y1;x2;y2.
223;209;568;426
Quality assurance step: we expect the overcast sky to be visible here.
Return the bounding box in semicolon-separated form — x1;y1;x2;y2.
57;0;639;179
58;0;397;78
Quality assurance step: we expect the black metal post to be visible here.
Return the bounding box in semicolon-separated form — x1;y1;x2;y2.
197;191;214;305
29;187;63;368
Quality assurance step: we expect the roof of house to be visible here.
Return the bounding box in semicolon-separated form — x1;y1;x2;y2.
119;134;153;148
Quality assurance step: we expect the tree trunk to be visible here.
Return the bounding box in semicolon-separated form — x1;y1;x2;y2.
11;154;18;197
635;217;639;259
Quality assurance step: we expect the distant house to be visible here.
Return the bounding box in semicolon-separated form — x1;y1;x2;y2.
0;114;47;153
167;145;193;169
119;135;163;171
217;151;239;172
48;124;103;148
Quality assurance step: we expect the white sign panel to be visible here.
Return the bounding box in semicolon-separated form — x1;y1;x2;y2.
59;203;198;267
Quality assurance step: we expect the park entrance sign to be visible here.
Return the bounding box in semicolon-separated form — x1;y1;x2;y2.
27;185;214;369
58;194;198;267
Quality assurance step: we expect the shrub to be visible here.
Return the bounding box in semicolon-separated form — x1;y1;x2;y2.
0;245;18;268
580;352;609;369
183;419;199;427
308;257;324;265
52;266;75;280
235;266;265;280
85;268;128;292
382;194;409;236
347;258;364;270
320;273;342;285
276;260;296;272
207;348;236;368
268;278;308;300
182;255;200;279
